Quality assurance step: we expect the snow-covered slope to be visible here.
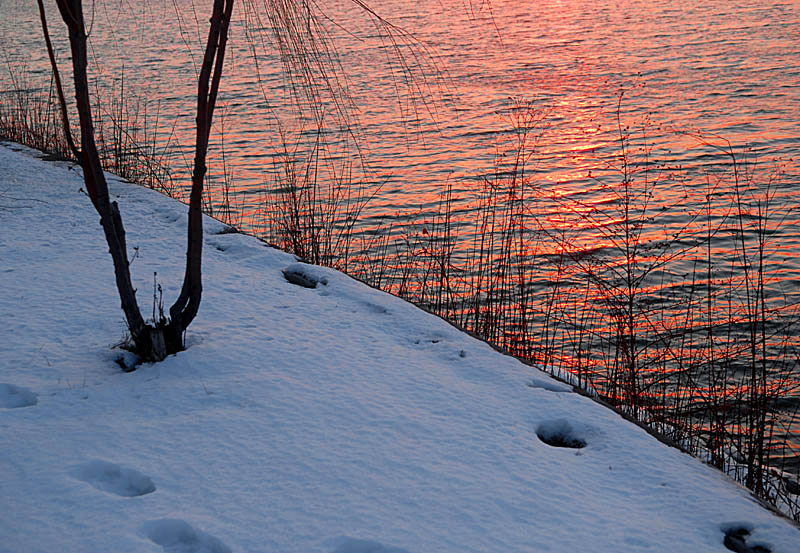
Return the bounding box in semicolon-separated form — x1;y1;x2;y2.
1;142;797;553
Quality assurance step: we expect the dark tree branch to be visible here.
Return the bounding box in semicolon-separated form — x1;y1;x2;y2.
37;0;80;160
169;0;235;338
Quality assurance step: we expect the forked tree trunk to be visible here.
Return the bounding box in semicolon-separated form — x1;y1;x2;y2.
50;0;235;363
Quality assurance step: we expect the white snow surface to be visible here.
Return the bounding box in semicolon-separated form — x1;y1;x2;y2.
0;141;797;553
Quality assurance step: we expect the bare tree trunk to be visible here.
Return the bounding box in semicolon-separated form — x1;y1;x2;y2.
54;0;149;350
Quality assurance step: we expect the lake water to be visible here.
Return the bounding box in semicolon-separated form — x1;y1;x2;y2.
2;0;800;492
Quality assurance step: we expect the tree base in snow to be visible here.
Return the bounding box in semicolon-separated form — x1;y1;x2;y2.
120;321;185;367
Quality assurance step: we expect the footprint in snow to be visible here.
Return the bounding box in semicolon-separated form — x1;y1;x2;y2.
412;336;444;345
722;526;770;553
0;383;38;408
142;519;231;553
361;300;390;314
328;537;411;553
72;460;156;497
154;206;181;224
526;377;572;393
536;418;587;449
215;225;239;235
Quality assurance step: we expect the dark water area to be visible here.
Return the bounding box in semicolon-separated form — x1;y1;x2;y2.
2;0;799;506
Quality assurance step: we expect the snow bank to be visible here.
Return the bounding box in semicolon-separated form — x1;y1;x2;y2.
0;142;797;552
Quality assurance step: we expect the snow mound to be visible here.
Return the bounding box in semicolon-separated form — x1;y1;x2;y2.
282;262;330;288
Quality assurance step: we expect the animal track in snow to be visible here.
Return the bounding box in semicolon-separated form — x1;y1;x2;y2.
142;519;231;553
536;419;587;449
329;537;411;553
0;383;38;408
72;460;155;497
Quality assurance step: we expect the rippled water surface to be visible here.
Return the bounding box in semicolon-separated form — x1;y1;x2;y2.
4;1;799;209
6;0;798;276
